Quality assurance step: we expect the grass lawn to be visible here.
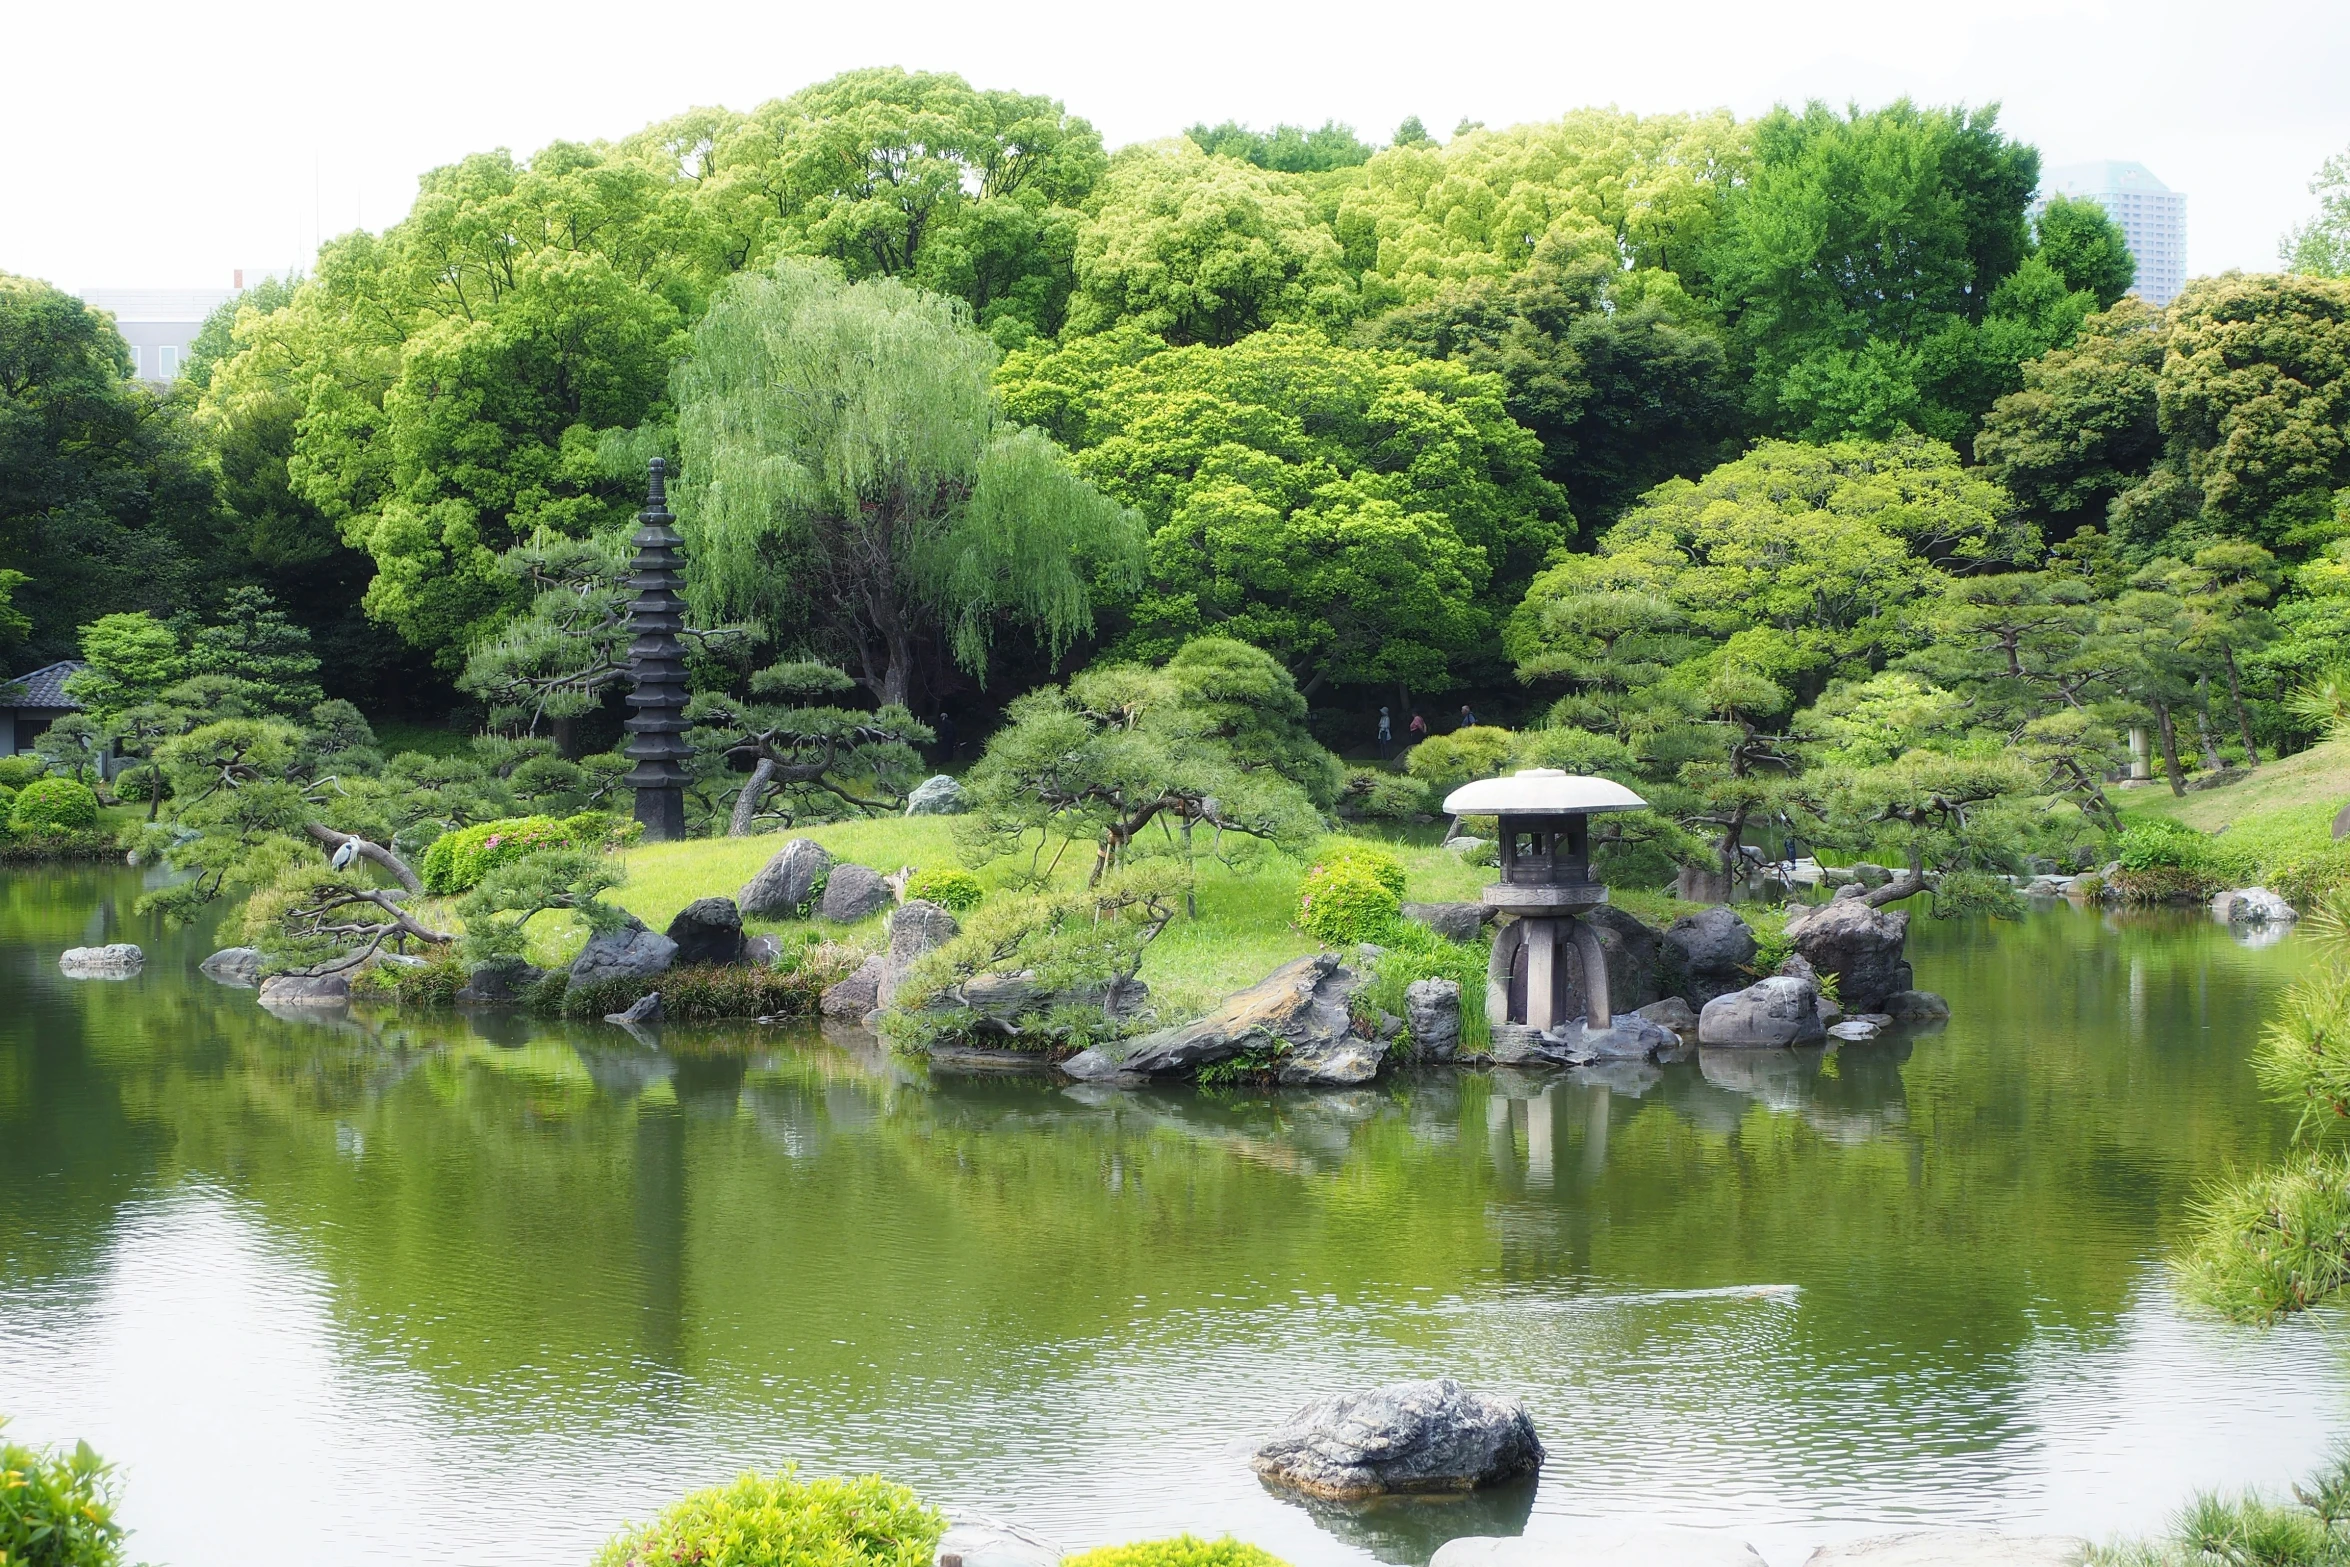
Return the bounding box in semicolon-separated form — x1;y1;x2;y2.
2115;736;2350;833
370;720;474;759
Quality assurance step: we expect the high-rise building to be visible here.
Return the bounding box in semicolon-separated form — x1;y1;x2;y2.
78;286;235;385
2033;161;2188;307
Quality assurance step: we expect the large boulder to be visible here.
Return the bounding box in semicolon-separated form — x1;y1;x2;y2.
1405;978;1463;1060
1250;1377;1543;1499
59;943;143;978
1064;953;1383;1086
1637;996;1698;1036
1883;989;1950;1021
819;863;895;923
258;972;350;1007
569;916;678;988
1435;1531;1767;1567
1576;905;1665;1013
1662;905;1757;1006
738;838;830;918
821;954;885;1019
905;775;970;816
199;947;261;988
1402;902;1488;943
1783;896;1913;1012
456;958;544;1006
2214;887;2297;925
1800;1534;2087;1567
666;897;746;965
1697;975;1826;1048
876;900;961;1009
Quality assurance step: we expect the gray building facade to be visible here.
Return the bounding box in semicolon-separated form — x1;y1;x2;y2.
2033;161;2188;307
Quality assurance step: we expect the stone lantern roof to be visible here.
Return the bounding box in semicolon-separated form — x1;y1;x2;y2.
1441;768;1647;816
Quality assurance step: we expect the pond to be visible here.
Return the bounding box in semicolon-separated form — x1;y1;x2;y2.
1;864;2344;1567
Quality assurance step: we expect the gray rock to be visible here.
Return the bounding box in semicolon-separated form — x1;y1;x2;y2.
1584;905;1666;1012
666;896;746;965
59;943;143;978
2216;887;2297;925
257;972;351;1007
1281;1035;1387;1086
1405;978;1463;1060
1065;953;1381;1086
1663;905;1758;1006
1784;896;1914;1013
1637;996;1699;1035
1249;1377;1543;1499
605;992;662;1025
199;946;262;988
1828;1018;1882;1041
1850;861;1893;888
2336;801;2350;842
819;863;895;923
905;774;970;816
934;1514;1061;1567
569;917;678;988
1435;1530;1768;1567
822;954;885;1018
1401;902;1488;942
1800;1534;2087;1567
1555;1011;1683;1061
738;838;830;917
1883;989;1950;1020
1697;975;1826;1048
876;900;961;1009
456;958;545;1005
1443;836;1487;857
744;932;783;966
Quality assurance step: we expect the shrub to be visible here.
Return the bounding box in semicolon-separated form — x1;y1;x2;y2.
1930;869;2025;920
347;954;468;1008
9;777;99;834
421;815;582;894
561;959;850;1022
1338;767;1429;821
1063;1538;1290;1567
0;755;43;789
2116;818;2216;873
0;1419;129;1567
2107;864;2223;905
1315;840;1406;898
1361;919;1490;1052
1403;725;1516;795
594;1469;942;1567
1298;857;1403;946
903;866;984;913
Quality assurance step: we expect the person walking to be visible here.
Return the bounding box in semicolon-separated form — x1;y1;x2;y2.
1376;707;1393;759
1408;711;1427;744
934;708;958;763
1458;703;1477;730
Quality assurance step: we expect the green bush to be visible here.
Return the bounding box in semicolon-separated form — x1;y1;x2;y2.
561;960;847;1022
1298;857;1403;946
347;954;468;1008
1315;840;1406;898
420;815;579;894
1362;919;1490;1052
1063;1538;1291;1567
2117;818;2218;873
2107;864;2224;905
9;777;99;834
593;1469;941;1567
1403;725;1516;795
1339;767;1430;821
903;865;984;913
0;755;44;789
0;1420;129;1567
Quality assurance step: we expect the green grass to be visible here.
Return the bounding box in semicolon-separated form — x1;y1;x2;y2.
2117;736;2350;833
369;720;474;759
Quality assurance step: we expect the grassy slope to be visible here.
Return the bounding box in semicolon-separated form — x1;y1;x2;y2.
2115;737;2350;832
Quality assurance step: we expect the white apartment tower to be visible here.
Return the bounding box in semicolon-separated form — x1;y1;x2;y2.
2034;161;2188;307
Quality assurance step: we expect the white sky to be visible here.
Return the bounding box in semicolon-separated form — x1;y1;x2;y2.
3;0;2344;294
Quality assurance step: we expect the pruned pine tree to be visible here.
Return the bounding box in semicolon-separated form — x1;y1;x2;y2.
685;660;933;836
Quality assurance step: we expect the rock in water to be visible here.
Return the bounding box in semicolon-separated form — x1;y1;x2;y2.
1250;1377;1544;1499
1882;990;1950;1020
199;946;262;987
905;775;969;816
605;992;662;1025
570;917;678;987
59;943;143;978
1800;1533;2087;1567
1828;1018;1882;1041
1697;976;1826;1048
2216;887;2297;925
822;954;886;1019
1434;1530;1768;1567
666;897;746;965
1401;902;1488;942
1783;897;1913;1013
819;864;895;923
738;838;830;917
456;958;545;1005
1662;906;1757;1007
876;900;961;1009
257;973;351;1007
1637;996;1699;1036
1064;953;1384;1086
1555;1011;1683;1061
1404;978;1463;1060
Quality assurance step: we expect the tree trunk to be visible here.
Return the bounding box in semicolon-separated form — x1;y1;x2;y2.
1864;847;1928;908
2222;644;2261;767
2152;702;2188;797
2193;676;2228;773
729;757;777;837
1717;802;1750;882
305;823;423;894
550;712;581;760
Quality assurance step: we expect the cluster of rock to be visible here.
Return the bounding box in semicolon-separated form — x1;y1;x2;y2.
1063;953;1387;1086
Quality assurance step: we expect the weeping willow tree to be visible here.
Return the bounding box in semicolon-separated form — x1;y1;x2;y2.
675;259;1146;709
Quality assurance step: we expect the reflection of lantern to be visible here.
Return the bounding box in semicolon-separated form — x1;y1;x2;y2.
1441;768;1649;1037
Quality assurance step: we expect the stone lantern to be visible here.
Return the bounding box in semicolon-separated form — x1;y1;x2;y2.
1441;768;1648;1040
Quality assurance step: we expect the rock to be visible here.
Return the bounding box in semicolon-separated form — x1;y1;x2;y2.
1663;905;1758;1006
456;958;545;1005
1800;1533;2087;1567
819;863;895;923
934;1514;1061;1567
738;838;830;917
257;973;350;1007
1553;905;1666;1017
1404;978;1463;1060
198;946;262;988
59;943;143;977
822;954;886;1018
1402;901;1488;942
605;992;662;1025
1697;975;1826;1048
2217;887;2297;925
1783;896;1914;1013
1828;1018;1882;1041
1637;996;1699;1036
1819;866;1858;888
1249;1377;1543;1499
1554;1011;1683;1061
666;896;746;965
1883;989;1950;1020
1443;836;1486;857
1434;1529;1768;1567
569;917;678;988
1850;861;1893;888
2336;801;2350;842
905;774;970;816
1065;953;1381;1086
876;900;962;1009
744;933;783;966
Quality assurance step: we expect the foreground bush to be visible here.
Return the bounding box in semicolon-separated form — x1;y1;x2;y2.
593;1469;941;1567
1297;845;1404;945
561;960;848;1022
1064;1538;1290;1567
2102;1446;2350;1567
9;777;99;834
0;1419;129;1567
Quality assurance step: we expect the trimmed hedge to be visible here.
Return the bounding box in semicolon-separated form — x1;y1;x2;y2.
10;777;99;834
593;1470;941;1567
902;865;984;913
1298;858;1403;945
420;811;631;894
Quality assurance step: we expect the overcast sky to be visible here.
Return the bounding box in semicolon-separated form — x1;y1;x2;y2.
5;0;2345;294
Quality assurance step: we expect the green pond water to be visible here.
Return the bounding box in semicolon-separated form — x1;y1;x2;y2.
3;864;2346;1567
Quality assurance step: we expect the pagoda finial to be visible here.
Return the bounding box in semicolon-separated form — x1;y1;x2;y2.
646;455;668;510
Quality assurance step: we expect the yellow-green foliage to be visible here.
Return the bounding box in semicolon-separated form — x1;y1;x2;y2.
0;1419;128;1567
9;776;99;834
593;1470;942;1567
1298;857;1403;945
1404;725;1516;796
1063;1537;1290;1567
421;812;630;895
902;865;984;912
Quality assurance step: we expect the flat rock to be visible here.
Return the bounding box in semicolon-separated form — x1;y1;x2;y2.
819;863;895;923
1402;901;1488;942
1801;1533;2087;1567
2215;887;2297;925
257;973;350;1007
1784;897;1913;1013
1443;836;1487;857
1564;1011;1684;1060
1434;1529;1767;1567
199;946;261;988
1250;1377;1543;1499
604;992;662;1025
59;943;143;977
935;1513;1060;1567
1637;996;1699;1035
569;917;678;987
1066;953;1377;1084
905;774;969;816
1828;1018;1882;1041
666;896;746;965
739;838;830;918
1882;989;1950;1020
1280;1035;1386;1086
1405;977;1463;1060
876;900;961;1009
822;953;885;1018
1698;975;1826;1048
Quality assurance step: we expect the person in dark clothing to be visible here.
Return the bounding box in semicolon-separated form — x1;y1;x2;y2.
1408;712;1427;742
1458;704;1477;729
935;708;958;762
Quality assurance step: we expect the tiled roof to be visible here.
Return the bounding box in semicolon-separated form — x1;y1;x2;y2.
0;660;85;711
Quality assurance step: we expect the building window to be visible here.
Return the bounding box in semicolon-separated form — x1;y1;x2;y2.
159;345;178;378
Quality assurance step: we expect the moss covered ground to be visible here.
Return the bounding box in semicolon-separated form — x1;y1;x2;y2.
2113;737;2350;903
